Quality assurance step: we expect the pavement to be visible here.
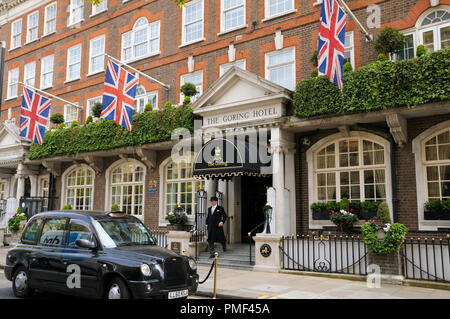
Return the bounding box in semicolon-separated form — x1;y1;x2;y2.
2;246;450;299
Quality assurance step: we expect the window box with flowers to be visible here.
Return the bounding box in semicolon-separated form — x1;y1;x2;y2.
165;205;190;231
424;200;450;220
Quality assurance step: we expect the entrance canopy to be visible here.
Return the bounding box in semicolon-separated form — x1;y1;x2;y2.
193;137;272;179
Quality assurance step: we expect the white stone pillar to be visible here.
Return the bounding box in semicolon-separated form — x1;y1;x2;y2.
16;164;25;206
30;175;38;197
253;233;282;272
218;179;228;212
205;179;217;201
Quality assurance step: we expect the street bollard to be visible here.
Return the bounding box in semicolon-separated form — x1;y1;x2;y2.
213;252;219;299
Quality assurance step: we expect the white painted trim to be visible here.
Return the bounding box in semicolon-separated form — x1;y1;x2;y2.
306;131;393;230
26;11;40;44
263;0;296;21
415;5;450;29
412;119;450;231
219;0;246;34
40;55;54;90
60;164;96;210
159;156;173;227
104;158;147;221
10;18;22;50
264;46;296;91
66;44;82;82
181;0;204;46
88;34;105;75
43;2;57;37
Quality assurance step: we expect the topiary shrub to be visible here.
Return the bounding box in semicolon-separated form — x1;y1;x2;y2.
144;103;153;112
180;83;198;97
310;69;319;78
111;204;120;212
376;201;392;224
343;62;353;72
416;44;427;57
50;113;65;125
92;102;103;118
58;123;66;129
310;50;318;68
86;116;93;125
183;96;191;105
70;120;79;128
164;101;173;110
62;204;72;210
362;221;408;254
374;27;405;59
340;198;350;212
377;53;387;62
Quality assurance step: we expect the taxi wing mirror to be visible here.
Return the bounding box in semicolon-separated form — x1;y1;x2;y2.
75;239;97;250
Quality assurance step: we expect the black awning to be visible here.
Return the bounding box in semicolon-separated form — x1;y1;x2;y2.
193;137;271;179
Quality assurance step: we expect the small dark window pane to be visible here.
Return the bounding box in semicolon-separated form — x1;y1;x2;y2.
40;218;67;246
21;218;43;244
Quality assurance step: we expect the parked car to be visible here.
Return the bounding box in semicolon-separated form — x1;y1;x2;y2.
4;211;198;299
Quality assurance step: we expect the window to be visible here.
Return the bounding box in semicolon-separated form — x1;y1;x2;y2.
69;0;84;25
423;129;450;201
0;181;6;200
27;11;39;43
344;32;355;67
265;47;295;90
67;220;93;248
180;71;203;102
419;9;450;53
219;59;246;77
396;33;415;61
135;86;158;112
221;0;245;33
65;166;94;210
92;0;107;15
265;0;295;19
21;218;43;245
86;96;102;119
314;138;387;203
67;45;82;81
121;19;160;62
7;68;19;99
24;62;36;87
40;55;54;89
64;104;79;125
166;159;205;216
39;218;67;246
89;35;105;74
182;0;204;45
44;2;57;36
110;161;145;217
10;19;22;49
39;177;49;210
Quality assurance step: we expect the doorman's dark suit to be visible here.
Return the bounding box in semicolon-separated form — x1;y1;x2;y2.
206;205;227;255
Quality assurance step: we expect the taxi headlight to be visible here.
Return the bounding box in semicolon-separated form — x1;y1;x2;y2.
140;263;152;277
188;258;197;271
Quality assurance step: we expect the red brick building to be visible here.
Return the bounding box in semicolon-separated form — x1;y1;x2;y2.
0;0;448;242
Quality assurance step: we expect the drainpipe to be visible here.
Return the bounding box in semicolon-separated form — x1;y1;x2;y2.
48;173;55;211
353;124;399;223
0;41;5;109
297;137;302;234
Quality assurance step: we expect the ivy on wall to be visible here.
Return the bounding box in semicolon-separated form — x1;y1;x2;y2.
28;106;194;160
293;47;450;118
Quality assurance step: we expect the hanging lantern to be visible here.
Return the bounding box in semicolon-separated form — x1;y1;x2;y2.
262;202;273;234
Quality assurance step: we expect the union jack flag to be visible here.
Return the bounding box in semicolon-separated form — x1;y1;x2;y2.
19;87;51;145
101;59;138;130
318;0;347;90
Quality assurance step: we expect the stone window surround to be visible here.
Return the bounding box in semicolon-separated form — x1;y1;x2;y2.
306;131;393;230
412;119;450;231
60;164;95;211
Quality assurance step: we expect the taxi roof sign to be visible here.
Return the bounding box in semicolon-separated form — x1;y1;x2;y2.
106;211;126;218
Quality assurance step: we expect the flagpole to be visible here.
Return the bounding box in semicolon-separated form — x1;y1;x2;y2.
335;0;373;41
104;54;170;90
19;82;84;110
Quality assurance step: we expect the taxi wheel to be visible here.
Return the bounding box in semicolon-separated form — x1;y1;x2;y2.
106;277;130;299
12;266;34;298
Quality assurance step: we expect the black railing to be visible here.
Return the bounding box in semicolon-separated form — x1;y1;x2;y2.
281;232;369;275
19;197;49;219
149;229;169;248
248;220;267;265
401;235;450;283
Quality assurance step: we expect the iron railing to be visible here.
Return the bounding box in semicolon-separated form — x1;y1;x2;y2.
401;235;450;283
281;232;369;275
248;220;267;265
149;229;169;248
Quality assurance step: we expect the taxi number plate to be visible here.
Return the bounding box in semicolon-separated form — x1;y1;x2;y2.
168;289;188;299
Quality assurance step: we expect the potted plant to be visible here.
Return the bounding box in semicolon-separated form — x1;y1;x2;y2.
361;220;408;255
8;207;27;244
329;198;358;233
360;201;379;220
311;202;328;220
166;205;189;230
424;200;441;220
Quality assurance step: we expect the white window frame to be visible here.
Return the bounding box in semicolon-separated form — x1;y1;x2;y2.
88;35;105;75
64;103;79;125
91;0;107;16
181;0;205;46
307;131;393;230
414;7;450;53
10;19;22;50
26;11;39;44
105;159;146;220
395;31;416;61
265;46;296;91
413;120;450;231
61;164;95;211
180;70;203;103
66;44;82;82
69;0;85;26
44;2;57;37
344;31;355;67
86;96;102;120
40;55;54;90
220;0;246;34
24;62;36;87
158;156;205;226
263;0;296;21
121;19;160;63
7;68;19;100
219;59;246;77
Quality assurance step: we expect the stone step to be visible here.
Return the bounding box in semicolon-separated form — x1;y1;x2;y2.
197;259;255;271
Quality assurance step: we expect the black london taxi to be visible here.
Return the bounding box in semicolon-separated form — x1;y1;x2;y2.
4;211;198;299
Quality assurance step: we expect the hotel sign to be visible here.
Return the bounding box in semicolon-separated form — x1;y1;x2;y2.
203;105;283;128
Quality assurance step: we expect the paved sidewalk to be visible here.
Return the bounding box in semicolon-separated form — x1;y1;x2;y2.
195;265;450;299
0;247;9;269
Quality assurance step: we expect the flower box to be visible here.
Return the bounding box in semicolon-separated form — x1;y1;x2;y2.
359;211;377;221
312;210;330;220
424;210;441;220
